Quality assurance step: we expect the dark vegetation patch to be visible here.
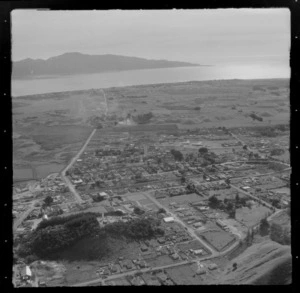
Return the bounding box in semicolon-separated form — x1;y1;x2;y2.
15;91;71;101
251;125;288;137
161;104;194;111
126;95;148;99
132;112;154;124
12;101;30;108
17;212;164;262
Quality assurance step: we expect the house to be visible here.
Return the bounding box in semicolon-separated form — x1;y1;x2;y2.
141;244;148;252
163;216;175;223
157;237;166;244
208;263;218;271
197;268;206;275
194;249;203;255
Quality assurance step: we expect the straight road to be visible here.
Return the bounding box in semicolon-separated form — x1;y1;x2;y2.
61;128;96;203
101;89;108;118
73;251;221;287
13;200;37;232
142;191;217;256
72;235;241;287
230;183;275;210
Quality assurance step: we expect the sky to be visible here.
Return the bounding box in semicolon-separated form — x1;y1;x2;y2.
12;9;290;67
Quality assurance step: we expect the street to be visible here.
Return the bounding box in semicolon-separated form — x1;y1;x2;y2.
61;128;96;203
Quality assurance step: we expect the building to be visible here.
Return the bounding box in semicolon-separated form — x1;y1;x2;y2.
208;263;218;271
163;217;175;223
194;249;204;255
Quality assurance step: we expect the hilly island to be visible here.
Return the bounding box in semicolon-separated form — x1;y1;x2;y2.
12;52;201;79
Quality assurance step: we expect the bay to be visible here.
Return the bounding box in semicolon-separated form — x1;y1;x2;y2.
12;64;290;96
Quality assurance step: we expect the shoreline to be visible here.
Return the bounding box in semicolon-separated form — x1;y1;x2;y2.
12;77;289;98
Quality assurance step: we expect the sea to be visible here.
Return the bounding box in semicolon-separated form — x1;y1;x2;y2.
12;63;290;97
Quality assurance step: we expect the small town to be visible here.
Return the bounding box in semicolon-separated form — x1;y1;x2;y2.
13;124;291;286
11;8;291;287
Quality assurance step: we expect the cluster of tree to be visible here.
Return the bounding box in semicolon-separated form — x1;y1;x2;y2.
208;195;237;218
270;222;291;245
87;115;104;128
259;217;270;236
198;147;208;155
90;193;106;202
255;127;278;137
18;213;165;260
170;149;184;161
274;124;288;132
194;106;201;111
208;194;250;218
267;162;286;172
133;206;146;215
218;126;230;135
157;208;166;214
270;148;285;156
132;112;154;124
249;113;263;122
202;152;217;165
186;182;196;194
18;213;102;258
41;195;53;210
248;152;260;160
269;198;281;209
104;216;164;240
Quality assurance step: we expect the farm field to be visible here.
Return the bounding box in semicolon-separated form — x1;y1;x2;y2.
13;79;289;180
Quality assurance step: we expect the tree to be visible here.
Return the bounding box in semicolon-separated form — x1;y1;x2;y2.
158;208;166;214
208;195;221;209
232;262;237;271
181;176;186;184
133;207;145;215
259;218;270;235
270;198;281;209
225;178;231;185
270;148;285;156
198;147;209;155
43;196;53;207
170;149;183;161
243;145;248;150
186;183;195;194
235;193;240;204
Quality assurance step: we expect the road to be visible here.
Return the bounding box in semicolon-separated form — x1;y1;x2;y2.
229;132;257;153
230;183;276;210
142;191;217;256
73;250;222;287
13;200;37;232
72;233;242;287
61;128;96;203
101;89;108;118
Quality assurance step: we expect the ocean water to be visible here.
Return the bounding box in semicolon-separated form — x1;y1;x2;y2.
12;64;290;96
